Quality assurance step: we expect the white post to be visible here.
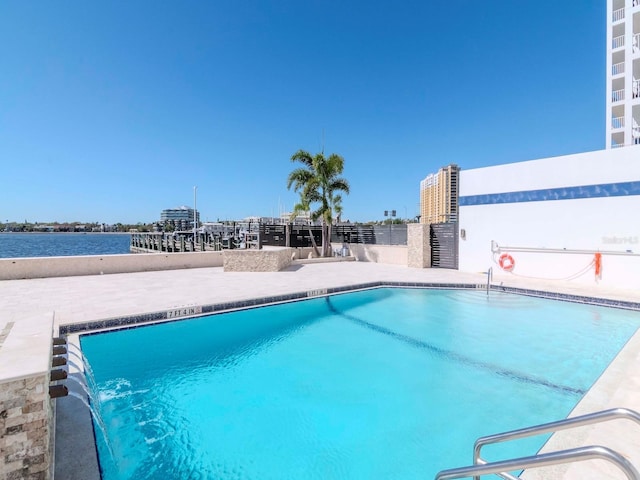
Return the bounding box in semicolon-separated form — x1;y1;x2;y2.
193;186;198;239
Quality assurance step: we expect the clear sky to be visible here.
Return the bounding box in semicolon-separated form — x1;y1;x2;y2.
0;1;605;224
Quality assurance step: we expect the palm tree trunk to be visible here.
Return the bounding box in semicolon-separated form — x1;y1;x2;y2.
308;224;321;257
321;222;331;257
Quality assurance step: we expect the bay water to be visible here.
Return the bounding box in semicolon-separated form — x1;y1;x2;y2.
0;232;131;258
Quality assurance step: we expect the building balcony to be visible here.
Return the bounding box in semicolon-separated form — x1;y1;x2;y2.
613;7;625;22
612;62;625;75
634;34;640;54
612;116;625;129
612;88;625;102
634;80;640;99
613;34;625;49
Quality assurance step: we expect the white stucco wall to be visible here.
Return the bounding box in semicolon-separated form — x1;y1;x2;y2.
0;251;224;280
458;146;640;289
342;244;408;265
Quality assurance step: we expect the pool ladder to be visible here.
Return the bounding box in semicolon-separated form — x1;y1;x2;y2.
434;407;640;480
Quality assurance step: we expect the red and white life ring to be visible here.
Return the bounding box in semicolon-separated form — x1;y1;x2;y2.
498;253;515;272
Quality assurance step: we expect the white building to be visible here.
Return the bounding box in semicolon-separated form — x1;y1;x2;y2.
160;206;199;230
458;146;640;290
453;3;640;290
606;0;640;148
281;210;313;225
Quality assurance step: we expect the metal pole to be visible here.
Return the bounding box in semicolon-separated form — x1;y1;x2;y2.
193;185;197;239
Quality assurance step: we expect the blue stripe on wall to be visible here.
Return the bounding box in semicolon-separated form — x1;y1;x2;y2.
459;181;640;207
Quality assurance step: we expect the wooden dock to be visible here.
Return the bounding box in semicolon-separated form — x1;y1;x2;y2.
130;232;258;253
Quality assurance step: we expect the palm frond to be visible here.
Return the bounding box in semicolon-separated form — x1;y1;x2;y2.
286;168;315;191
290;150;314;168
329;178;350;195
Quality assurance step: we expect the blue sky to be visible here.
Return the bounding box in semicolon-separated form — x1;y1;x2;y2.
1;1;605;224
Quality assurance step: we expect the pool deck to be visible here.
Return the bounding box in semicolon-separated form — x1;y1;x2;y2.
1;262;639;479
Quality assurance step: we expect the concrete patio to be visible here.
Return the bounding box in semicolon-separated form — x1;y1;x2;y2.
1;262;639;479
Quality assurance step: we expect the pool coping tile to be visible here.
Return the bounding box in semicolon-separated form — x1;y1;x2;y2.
60;281;640;336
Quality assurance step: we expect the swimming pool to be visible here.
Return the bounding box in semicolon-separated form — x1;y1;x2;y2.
80;287;640;479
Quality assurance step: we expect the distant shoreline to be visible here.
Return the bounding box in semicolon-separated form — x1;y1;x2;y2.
0;231;131;235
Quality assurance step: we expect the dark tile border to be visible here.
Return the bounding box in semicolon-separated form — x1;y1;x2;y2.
60;282;640;335
492;284;640;311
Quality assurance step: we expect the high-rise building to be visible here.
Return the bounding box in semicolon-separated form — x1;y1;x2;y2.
606;0;640;148
160;206;200;230
419;164;459;225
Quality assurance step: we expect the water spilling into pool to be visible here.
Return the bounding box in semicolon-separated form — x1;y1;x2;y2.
80;288;640;479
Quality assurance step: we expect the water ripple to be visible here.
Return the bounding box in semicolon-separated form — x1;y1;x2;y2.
325;297;585;396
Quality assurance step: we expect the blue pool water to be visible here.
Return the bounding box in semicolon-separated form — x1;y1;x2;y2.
80;288;640;480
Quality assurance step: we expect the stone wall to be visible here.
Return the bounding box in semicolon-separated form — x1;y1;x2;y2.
223;247;293;272
407;223;431;268
0;314;55;480
0;374;53;480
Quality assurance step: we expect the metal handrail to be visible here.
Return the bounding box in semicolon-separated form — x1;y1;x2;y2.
491;241;640;257
435;445;640;480
470;408;640;480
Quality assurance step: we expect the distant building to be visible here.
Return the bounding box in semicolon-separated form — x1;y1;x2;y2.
200;222;226;234
419;164;459;224
160;206;200;230
606;0;640;148
281;210;313;225
33;225;55;232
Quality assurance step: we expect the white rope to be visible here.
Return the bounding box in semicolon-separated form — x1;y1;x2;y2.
492;252;596;282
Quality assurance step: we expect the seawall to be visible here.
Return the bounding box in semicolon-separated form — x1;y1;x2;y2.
0;244;412;280
0;251;224;280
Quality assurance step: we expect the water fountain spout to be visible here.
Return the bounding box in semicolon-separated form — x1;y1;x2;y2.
49;384;68;398
53;345;67;355
50;368;67;381
52;356;67;367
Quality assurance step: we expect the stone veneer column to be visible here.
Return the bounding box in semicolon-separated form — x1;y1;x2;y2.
0;315;55;480
223;247;293;272
0;375;53;479
407;223;431;268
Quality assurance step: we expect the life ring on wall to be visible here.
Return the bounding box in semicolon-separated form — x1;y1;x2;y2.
498;253;515;272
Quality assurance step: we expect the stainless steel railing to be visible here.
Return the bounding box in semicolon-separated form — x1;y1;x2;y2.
434;408;640;480
435;445;639;480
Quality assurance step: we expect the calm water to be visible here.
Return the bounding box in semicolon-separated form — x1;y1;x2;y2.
81;288;640;480
0;233;131;258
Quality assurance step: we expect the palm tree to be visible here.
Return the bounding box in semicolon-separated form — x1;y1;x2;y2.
287;149;350;257
289;195;321;258
327;193;343;251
